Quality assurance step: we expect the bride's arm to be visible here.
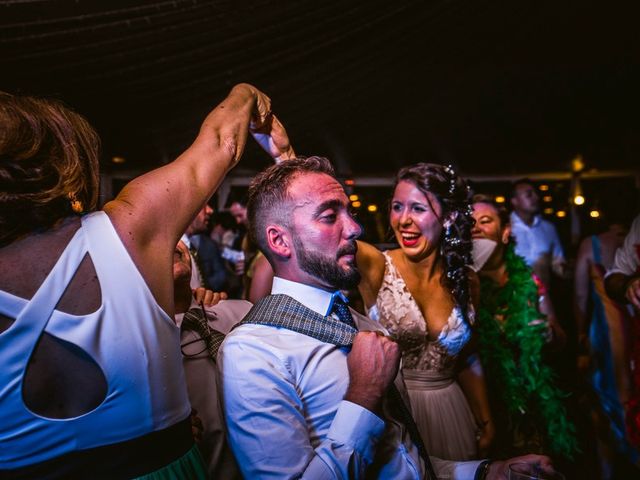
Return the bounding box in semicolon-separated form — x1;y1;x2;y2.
457;347;495;457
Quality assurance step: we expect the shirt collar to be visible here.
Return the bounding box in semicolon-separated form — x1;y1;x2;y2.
180;233;191;248
510;211;540;228
271;276;347;317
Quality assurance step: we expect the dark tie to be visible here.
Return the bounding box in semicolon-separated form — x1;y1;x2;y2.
330;295;358;330
181;306;226;362
330;294;437;480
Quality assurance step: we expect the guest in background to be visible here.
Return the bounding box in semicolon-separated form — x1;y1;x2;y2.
510;178;566;290
574;207;640;477
356;163;494;460
471;195;577;462
210;210;240;251
184;204;227;292
605;213;640;455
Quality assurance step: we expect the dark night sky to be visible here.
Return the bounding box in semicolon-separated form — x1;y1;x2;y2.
2;0;640;178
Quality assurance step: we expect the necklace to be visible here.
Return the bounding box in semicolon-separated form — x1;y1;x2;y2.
477;243;578;458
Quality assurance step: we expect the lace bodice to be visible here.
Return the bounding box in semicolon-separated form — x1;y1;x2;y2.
368;251;473;373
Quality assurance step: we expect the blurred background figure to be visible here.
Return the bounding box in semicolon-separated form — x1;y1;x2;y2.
510;178;566;291
574;204;640;478
218;198;250;298
183;204;227;292
210;210;241;251
605;213;640;476
471;195;577;464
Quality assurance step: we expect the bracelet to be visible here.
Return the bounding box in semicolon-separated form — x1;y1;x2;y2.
474;459;493;480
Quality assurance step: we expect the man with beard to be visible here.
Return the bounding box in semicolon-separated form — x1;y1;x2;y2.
217;157;553;479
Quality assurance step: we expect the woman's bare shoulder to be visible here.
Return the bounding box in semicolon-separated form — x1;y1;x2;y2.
356;241;386;303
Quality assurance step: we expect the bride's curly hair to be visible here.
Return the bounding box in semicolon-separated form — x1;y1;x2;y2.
394;163;475;324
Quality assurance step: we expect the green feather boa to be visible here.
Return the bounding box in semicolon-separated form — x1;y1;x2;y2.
477;244;578;458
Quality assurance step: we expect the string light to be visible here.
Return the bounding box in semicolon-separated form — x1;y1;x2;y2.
367;204;378;212
539;184;549;191
543;208;554;215
573;195;585;206
590;210;600;218
495;196;505;203
349;194;359;201
352;201;361;208
556;210;566;218
543;195;552;202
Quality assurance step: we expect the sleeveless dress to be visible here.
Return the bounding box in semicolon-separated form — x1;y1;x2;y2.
0;212;205;478
368;251;478;460
588;235;640;465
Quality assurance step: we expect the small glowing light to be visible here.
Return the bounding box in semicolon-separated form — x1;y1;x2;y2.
543;196;552;202
494;196;506;203
571;155;585;172
573;195;585;206
352;201;362;208
590;210;601;218
539;184;549;191
344;179;355;186
349;194;359;202
543;208;554;215
112;156;126;164
556;210;567;218
367;204;378;212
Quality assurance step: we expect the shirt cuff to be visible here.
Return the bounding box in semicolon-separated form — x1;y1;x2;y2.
327;400;386;461
453;460;484;480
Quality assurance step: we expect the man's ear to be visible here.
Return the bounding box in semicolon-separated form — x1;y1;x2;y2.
266;224;292;259
501;224;512;244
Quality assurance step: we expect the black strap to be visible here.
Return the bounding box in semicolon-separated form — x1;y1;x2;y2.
1;417;193;480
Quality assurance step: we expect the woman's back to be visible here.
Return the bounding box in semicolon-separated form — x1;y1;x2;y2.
0;212;190;471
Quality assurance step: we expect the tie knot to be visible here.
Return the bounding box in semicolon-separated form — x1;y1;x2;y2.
330;294;355;329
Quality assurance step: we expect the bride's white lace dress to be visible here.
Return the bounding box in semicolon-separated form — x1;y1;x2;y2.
368;251;478;460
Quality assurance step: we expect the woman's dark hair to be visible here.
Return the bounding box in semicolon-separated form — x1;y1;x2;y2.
395;163;474;323
0;92;100;247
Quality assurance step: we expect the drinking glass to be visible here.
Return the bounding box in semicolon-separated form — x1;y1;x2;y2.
508;463;566;480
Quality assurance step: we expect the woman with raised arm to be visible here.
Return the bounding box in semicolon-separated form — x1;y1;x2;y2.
356;163;494;461
0;84;293;478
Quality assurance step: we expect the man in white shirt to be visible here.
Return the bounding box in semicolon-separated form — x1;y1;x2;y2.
605;213;640;310
510;178;565;288
218;157;553;479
